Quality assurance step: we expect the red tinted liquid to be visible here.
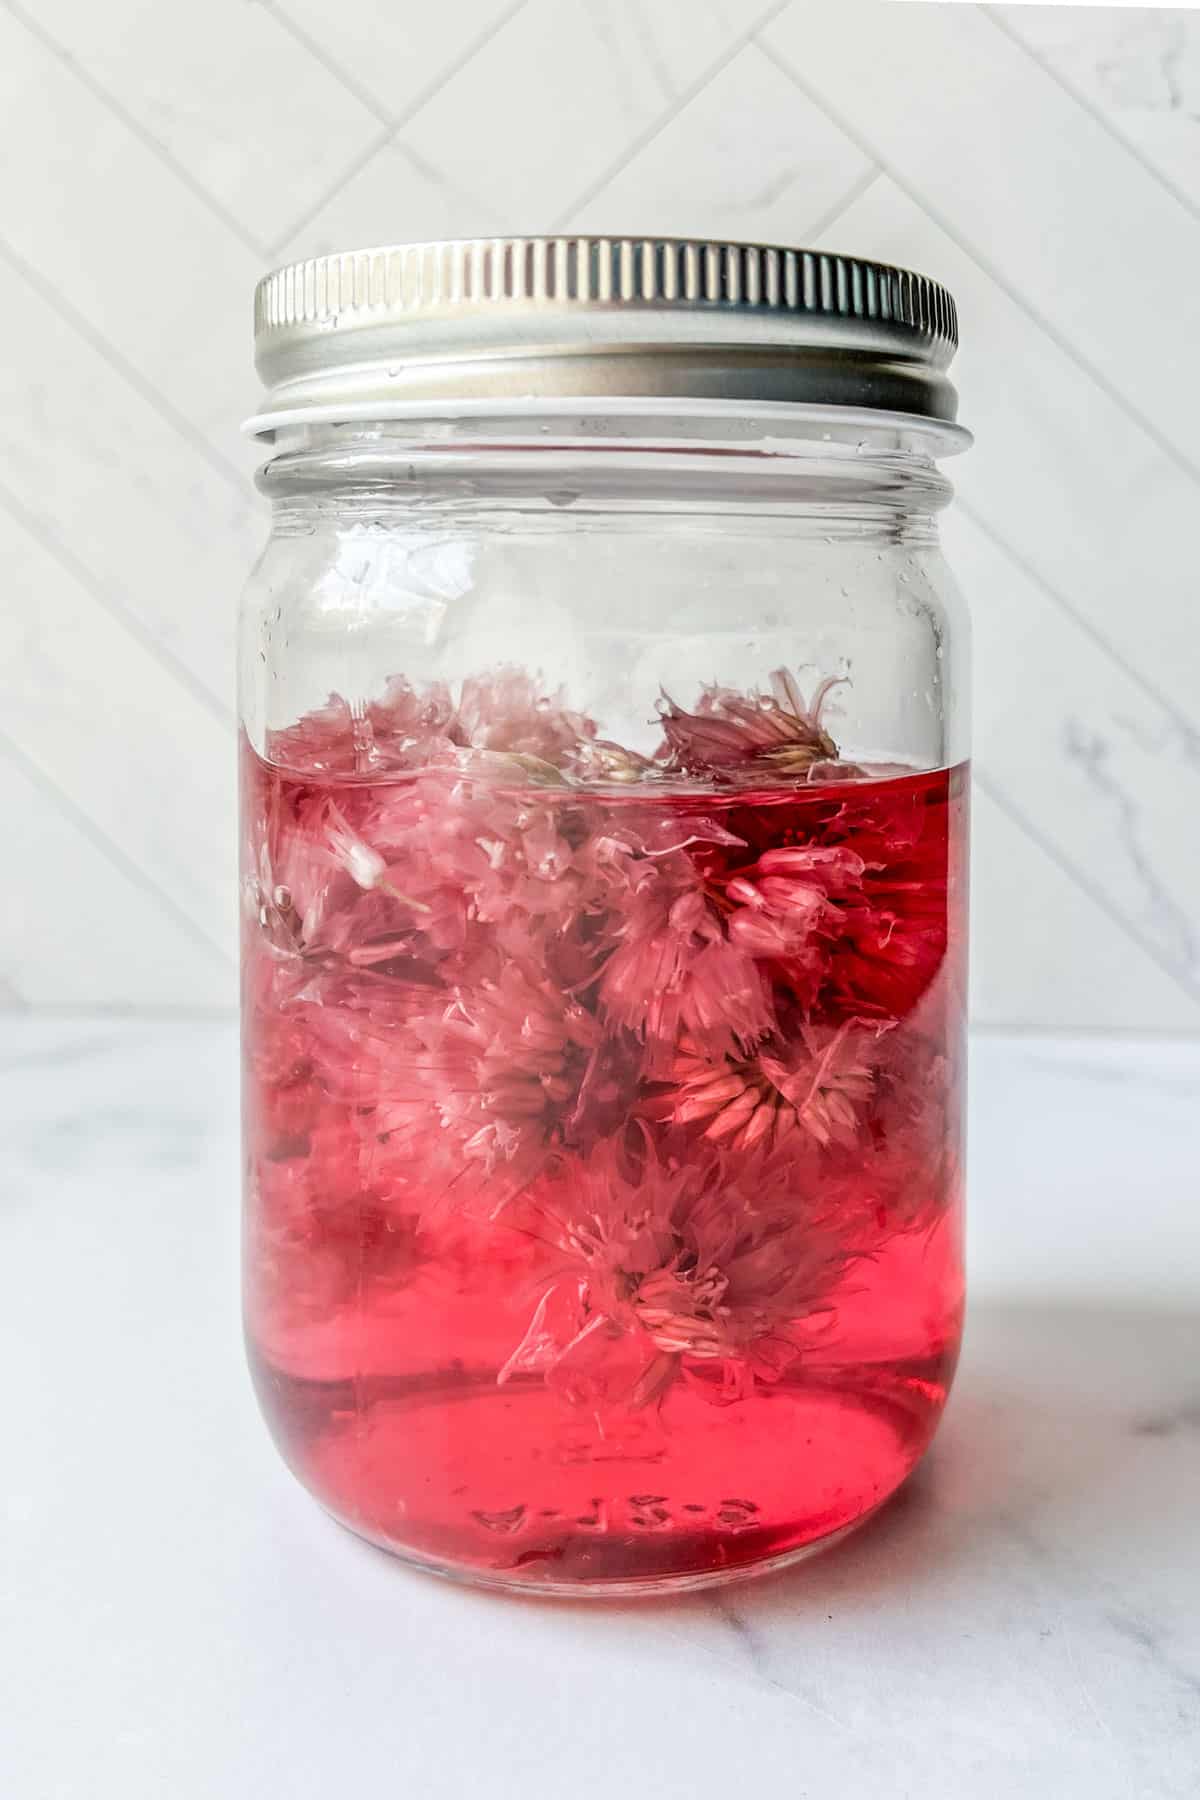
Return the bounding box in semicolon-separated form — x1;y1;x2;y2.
242;739;967;1592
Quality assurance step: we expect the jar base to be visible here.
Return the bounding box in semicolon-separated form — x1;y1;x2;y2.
253;1335;956;1597
321;1495;890;1599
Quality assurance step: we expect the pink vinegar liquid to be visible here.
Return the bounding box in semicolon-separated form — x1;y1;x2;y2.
242;749;968;1593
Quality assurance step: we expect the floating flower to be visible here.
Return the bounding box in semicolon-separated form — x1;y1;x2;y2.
454;668;597;766
658;667;841;778
264;678;459;777
263;667;597;781
566;737;660;785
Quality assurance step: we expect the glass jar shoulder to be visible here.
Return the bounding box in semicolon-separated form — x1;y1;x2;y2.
241;485;967;776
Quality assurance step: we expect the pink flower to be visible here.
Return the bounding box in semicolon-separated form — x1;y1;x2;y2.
264;679;459;777
819;783;952;1021
454;668;596;766
598;881;774;1064
725;844;865;949
246;1090;430;1334
263;668;597;780
648;1019;886;1153
720;842;866;1007
402;963;638;1202
500;1138;850;1405
825;1017;962;1240
241;666;961;1418
252;756;619;995
658;668;841;778
593;812;775;1062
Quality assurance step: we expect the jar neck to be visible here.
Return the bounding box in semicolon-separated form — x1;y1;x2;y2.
255;409;956;540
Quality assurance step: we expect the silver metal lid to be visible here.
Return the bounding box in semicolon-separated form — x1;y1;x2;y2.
247;236;962;437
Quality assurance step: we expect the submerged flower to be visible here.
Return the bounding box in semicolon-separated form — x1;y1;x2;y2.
248;1146;429;1339
649;1020;885;1153
598;881;773;1063
658;667;842;778
725;844;865;951
720;841;867;1008
501;1139;849;1405
410;963;636;1197
243;666;961;1425
820;781;952;1020
444;964;598;1129
590;805;774;1060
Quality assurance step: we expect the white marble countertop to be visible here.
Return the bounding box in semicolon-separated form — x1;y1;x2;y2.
2;1020;1198;1798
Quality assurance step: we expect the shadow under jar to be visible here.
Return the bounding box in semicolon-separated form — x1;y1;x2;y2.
240;238;972;1596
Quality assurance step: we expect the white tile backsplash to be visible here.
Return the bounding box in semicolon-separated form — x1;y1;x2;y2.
24;0;380;249
763;1;1200;473
0;8;258;459
948;508;1200;1009
400;0;780;228
0;757;235;1009
996;6;1200;214
0;258;258;706
2;0;1197;1028
270;0;522;127
568;41;872;239
0;512;235;968
814;175;1200;723
971;783;1200;1032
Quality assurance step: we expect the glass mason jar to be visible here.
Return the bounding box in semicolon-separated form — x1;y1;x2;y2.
240;238;970;1595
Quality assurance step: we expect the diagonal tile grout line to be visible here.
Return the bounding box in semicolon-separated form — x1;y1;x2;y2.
957;496;1200;753
0;481;231;727
755;32;1200;494
264;0;531;252
258;0;391;128
2;0;270;260
372;0;531;131
267;124;393;259
0;730;236;971
551;0;794;230
268;0;529;133
974;767;1200;1013
0;232;248;496
801;164;882;246
982;4;1200;232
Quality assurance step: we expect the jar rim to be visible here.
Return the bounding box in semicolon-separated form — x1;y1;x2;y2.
244;394;972;458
